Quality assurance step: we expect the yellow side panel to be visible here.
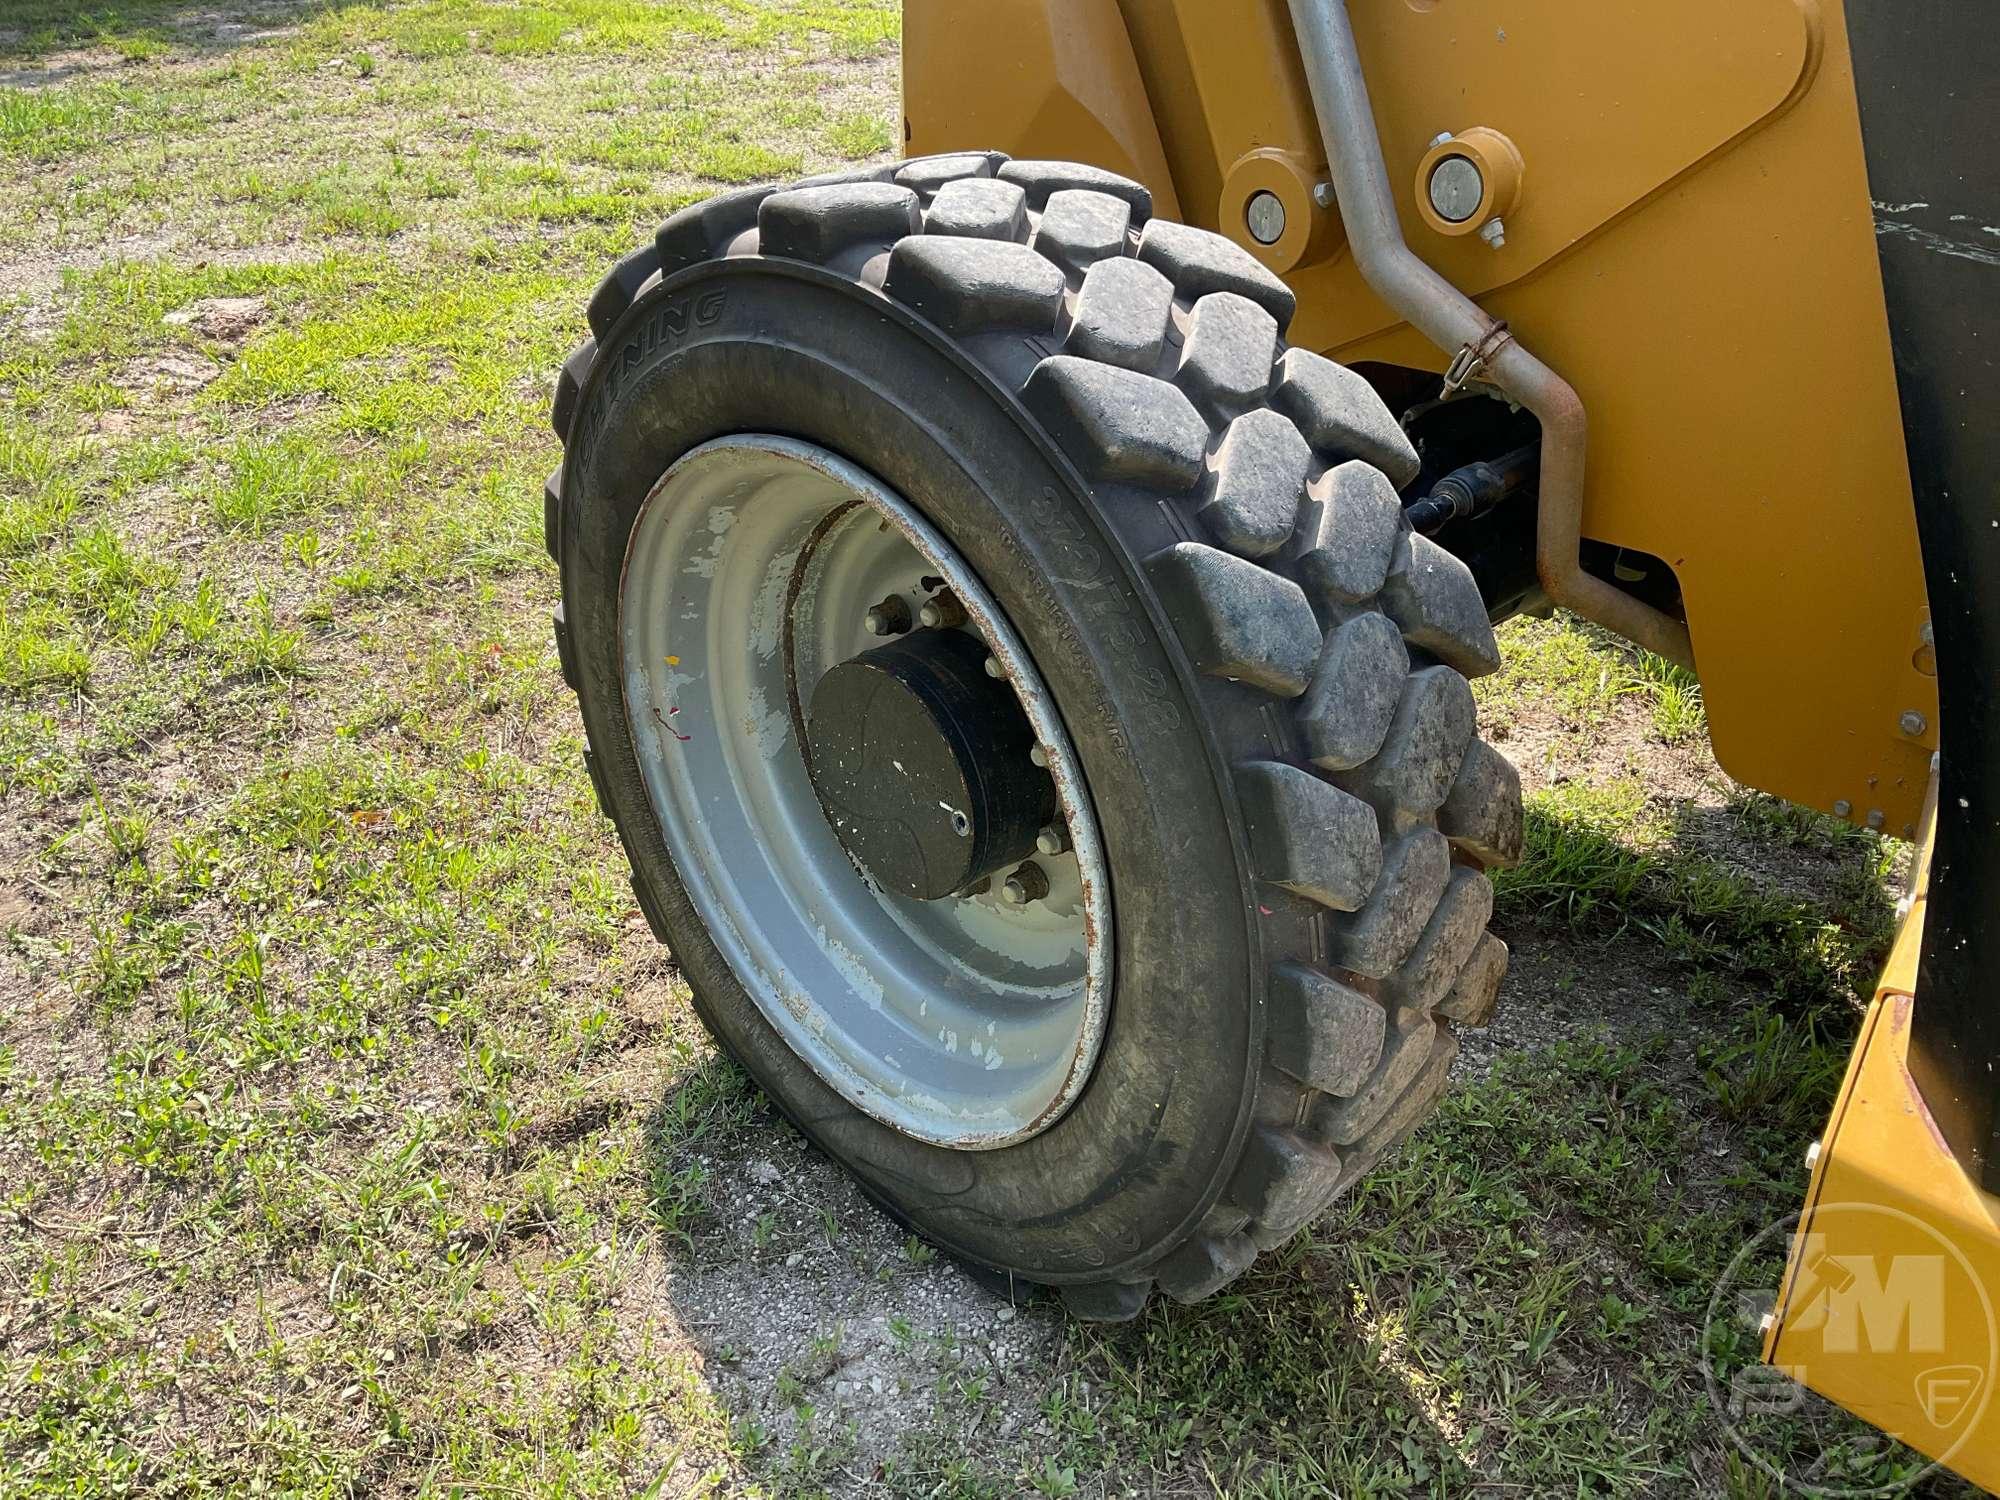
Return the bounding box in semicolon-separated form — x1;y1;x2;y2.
1765;879;2000;1491
902;0;1180;220
902;0;1936;834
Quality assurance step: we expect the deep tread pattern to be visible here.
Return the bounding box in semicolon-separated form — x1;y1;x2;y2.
587;244;664;340
1022;357;1206;488
1438;932;1508;1026
542;468;562;565
656;183;773;276
1381;531;1504;678
1439;740;1525;867
1272;349;1422;489
1236;1128;1345;1249
1238;761;1381;911
1033;189;1132;278
998;159;1152;218
1138;219;1297;329
924;176;1029;241
1155;1231;1258;1303
1335;665;1476;818
1146;544;1321;695
1269;961;1387;1096
1298;612;1409;771
758;182;921;264
581;740;614;820
1386;867;1495;1013
895;151;1004;196
553;603;578;692
1200;408;1309;558
550;153;1522;1317
884;238;1063;337
1296;460;1407;609
1329;828;1451;978
1315;1008;1440;1146
1059;1280;1149;1322
1065;257;1174;372
1321;1026;1458;1160
1178;291;1279;423
551;339;596;441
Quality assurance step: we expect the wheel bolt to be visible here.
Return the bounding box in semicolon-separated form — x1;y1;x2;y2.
983;655;1004;679
1036;823;1069;857
864;596;911;635
918;590;966;630
1000;862;1049;906
1029;745;1048;768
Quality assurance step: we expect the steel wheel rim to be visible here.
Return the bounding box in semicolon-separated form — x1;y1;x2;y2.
618;435;1111;1148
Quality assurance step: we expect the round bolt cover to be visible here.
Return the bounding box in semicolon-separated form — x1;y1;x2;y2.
1245;190;1286;246
1427;155;1485;224
807;628;1054;900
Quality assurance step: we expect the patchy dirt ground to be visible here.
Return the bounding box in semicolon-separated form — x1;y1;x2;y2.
0;3;1966;1496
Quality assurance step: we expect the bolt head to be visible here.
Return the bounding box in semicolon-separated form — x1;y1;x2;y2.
1866;808;1886;831
1312;180;1335;209
983;655;1004;679
1832;799;1853;818
1430;131;1456;149
917;600;944;628
1029;745;1048;769
1035;824;1069;857
863;608;893;635
1479;215;1507;248
1900;709;1928;737
1245;190;1286;246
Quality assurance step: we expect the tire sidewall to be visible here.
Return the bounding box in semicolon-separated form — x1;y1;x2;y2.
561;260;1264;1283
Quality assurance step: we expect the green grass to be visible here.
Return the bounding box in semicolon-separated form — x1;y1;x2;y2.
0;1;1953;1493
1480;613;1707;743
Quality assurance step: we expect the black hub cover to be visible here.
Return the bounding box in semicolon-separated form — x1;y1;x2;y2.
806;628;1053;900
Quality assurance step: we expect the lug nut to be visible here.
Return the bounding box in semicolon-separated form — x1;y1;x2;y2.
999;862;1049;906
917;590;965;630
1036;823;1069;857
864;596;911;636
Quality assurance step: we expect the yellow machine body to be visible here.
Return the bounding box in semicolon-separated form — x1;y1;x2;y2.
1764;808;2000;1491
903;0;1937;836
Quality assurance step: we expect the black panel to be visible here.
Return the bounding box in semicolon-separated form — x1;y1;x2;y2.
1845;3;2000;1186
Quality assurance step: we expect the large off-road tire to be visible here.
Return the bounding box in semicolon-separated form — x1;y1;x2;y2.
544;153;1523;1318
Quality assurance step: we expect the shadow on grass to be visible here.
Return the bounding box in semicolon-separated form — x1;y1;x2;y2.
0;0;336;61
1497;794;1897;1013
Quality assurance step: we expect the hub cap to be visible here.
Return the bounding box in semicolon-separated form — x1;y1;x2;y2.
618;436;1110;1148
